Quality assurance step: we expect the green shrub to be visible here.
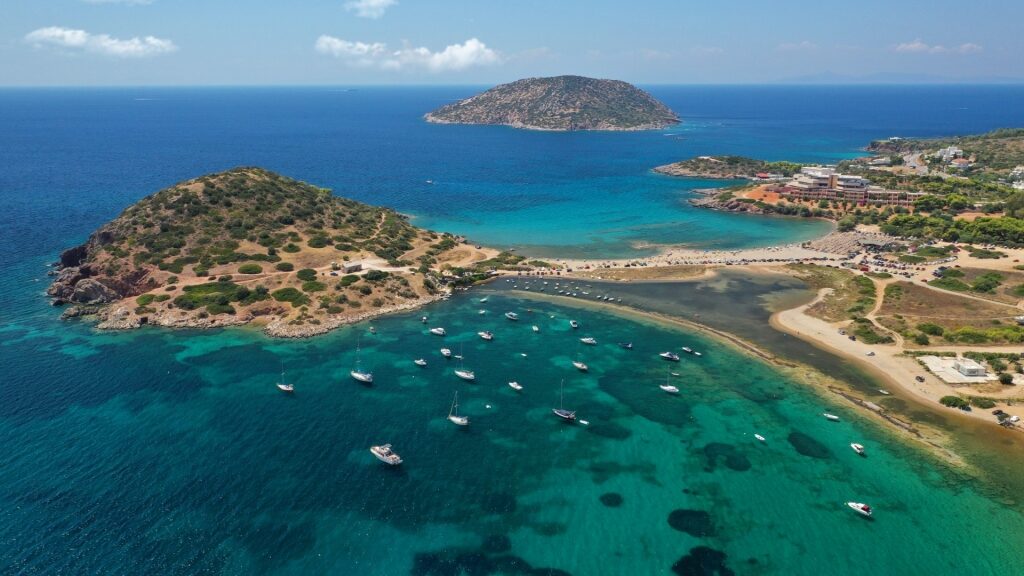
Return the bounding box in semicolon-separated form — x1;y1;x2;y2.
205;303;236;315
970;397;997;409
999;373;1015;385
939;395;968;408
307;236;330;248
338;274;360;287
238;263;263;274
913;333;930;345
971;272;1004;293
283;243;301;253
899;255;926;264
358;285;372;295
136;294;156;306
917;323;945;336
271;287;310;307
275;262;294;272
302;281;326;292
930;277;970;292
941;268;964;278
364;270;389;282
296;268;318;281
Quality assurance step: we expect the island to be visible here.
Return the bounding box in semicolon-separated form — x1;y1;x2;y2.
424;75;679;131
48;167;512;337
653;155;802;179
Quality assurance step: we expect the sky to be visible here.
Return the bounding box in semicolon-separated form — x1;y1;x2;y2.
2;0;1023;86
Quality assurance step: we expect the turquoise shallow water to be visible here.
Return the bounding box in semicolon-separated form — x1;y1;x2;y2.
3;287;1024;575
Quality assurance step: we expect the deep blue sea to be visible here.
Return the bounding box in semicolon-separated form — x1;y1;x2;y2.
3;85;1024;575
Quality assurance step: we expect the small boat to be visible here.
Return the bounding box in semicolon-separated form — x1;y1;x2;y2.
478;331;494;341
660;352;680;362
660;367;679;393
670;372;680;377
430;327;446;336
351;341;373;384
824;413;840;421
508;381;523;391
532;325;540;333
618;342;633;350
505;312;519;321
454;346;475;381
878;389;891;395
421;316;428;324
479;297;489;303
441;348;452;358
370;444;402;466
369;326;376;334
276;369;294;393
572;360;589;372
681;347;694;354
569;320;579;329
754;434;766;442
693;351;703;357
414;358;427;367
851;443;866;456
580;337;597;345
552;379;576;422
845;502;873;517
478;309;486;315
448;391;469;426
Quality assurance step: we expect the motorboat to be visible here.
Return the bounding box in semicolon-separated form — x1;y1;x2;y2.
569;320;579;329
824;413;840;421
479;309;486;315
851;443;866;456
448;391;469;426
441;348;452;358
681;347;694;354
572;360;589;372
754;434;766;442
421;316;428;323
414;358;427;367
580;337;597;345
660;383;680;394
430;327;446;336
618;342;633;350
508;381;523;391
478;331;494;341
845;502;873;517
660;352;681;362
505;312;519;321
370;444;402;466
532;325;540;333
479;297;489;303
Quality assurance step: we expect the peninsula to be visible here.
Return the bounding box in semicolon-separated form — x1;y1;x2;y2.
424;75;679;131
48;168;500;337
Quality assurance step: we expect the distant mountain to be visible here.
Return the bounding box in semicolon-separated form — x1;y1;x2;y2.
425;75;679;131
777;72;1024;85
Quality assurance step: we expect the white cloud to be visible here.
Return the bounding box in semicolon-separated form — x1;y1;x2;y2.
894;39;982;54
316;36;501;72
82;0;154;4
344;0;396;19
26;26;176;57
777;40;816;52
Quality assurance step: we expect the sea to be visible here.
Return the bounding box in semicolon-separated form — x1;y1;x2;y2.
3;85;1024;575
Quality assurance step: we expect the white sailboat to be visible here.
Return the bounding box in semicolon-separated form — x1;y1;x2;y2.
276;368;294;393
448;391;469;426
429;327;446;336
454;345;475;381
552;379;576;422
350;340;373;384
508;381;523;391
659;368;679;394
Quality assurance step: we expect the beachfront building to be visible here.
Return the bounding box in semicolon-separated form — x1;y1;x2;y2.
954;358;987;377
779;166;924;207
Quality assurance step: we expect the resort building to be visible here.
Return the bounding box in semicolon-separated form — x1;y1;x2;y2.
778;166;924;207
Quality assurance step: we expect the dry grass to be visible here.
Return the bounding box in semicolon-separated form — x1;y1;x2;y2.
877;281;1019;332
786;264;875;322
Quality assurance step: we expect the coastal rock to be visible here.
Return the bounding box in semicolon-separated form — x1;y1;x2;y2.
96;306;141;330
425;75;679;131
61;305;102;319
59;244;88;268
70;278;119;305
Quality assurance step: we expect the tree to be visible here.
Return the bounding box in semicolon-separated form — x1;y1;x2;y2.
999;372;1015;385
913;195;945;212
837;216;856;232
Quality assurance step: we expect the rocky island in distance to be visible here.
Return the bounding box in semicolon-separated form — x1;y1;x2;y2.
48;167;502;337
424;75;679;131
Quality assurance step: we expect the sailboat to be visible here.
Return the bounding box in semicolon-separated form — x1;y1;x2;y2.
552;379;576;422
454;345;475;381
276;368;294;393
350;340;373;384
572;352;589;372
448;391;469;426
659;367;679;394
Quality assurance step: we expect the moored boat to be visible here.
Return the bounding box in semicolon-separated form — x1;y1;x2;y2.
532;325;540;333
370;444;402;465
448;391;469;426
580;337;597;345
851;443;866;456
824;413;840;421
414;358;427;367
569;320;579;329
618;342;633;350
505;312;519;321
660;351;680;362
508;381;523;391
478;330;494;341
441;348;452;358
430;327;446;336
351;341;373;384
754;434;766;442
572;360;588;372
552;379;576;422
845;502;872;517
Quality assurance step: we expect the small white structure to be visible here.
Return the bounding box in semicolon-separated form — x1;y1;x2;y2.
343;262;363;273
954;358;986;377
